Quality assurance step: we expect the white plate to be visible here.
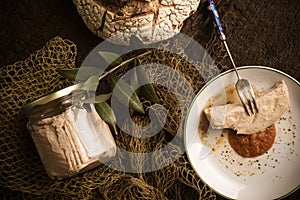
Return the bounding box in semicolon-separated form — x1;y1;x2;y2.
184;66;300;200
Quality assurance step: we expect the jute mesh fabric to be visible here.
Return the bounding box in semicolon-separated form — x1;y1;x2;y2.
0;32;229;199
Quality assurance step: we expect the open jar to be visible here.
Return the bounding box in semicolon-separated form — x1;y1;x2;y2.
21;84;116;180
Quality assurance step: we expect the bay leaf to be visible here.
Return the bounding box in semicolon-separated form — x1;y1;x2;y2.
84;93;112;103
136;66;160;104
78;75;99;91
109;75;145;114
129;106;135;116
128;59;139;89
95;102;117;134
98;51;122;67
57;67;104;81
131;59;160;104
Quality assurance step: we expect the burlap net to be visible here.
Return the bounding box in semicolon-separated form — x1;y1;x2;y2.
0;17;230;200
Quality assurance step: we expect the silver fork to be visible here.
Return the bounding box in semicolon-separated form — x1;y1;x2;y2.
206;0;259;115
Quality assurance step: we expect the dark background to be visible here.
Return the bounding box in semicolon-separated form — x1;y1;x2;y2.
0;0;299;199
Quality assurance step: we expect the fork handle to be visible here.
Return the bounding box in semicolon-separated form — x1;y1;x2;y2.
206;0;226;41
206;0;240;78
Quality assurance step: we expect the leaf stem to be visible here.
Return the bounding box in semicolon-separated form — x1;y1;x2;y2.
98;50;152;81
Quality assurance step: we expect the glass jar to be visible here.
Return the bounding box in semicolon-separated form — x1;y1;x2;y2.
22;84;116;180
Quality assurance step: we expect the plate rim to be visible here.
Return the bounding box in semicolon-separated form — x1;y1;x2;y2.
184;65;300;199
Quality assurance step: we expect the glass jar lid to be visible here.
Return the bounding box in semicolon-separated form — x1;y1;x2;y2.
21;83;83;113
